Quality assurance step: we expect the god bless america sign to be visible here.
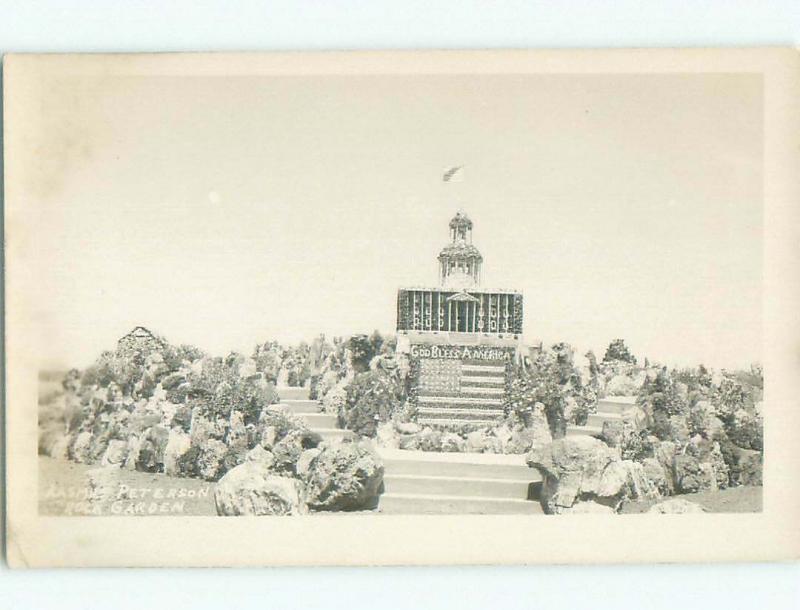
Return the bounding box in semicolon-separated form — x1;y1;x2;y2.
409;344;513;362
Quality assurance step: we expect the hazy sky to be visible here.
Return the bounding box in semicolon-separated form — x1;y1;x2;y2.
29;73;762;369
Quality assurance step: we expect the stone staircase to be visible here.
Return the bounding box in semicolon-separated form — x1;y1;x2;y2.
376;449;543;514
277;386;354;442
276;385;543;514
566;396;639;438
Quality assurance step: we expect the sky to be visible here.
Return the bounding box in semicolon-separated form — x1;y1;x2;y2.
26;72;763;370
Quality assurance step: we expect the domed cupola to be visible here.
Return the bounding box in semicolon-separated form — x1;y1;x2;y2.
438;211;483;289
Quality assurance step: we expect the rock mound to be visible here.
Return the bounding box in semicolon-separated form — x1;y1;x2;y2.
527;436;659;514
214;461;307;516
303;441;384;511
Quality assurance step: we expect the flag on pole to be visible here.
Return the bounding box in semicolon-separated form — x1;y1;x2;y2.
442;165;464;183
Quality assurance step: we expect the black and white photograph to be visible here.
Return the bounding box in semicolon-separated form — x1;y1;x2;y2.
4;49;799;568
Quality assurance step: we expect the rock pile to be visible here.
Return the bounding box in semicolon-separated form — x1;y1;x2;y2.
526;436;659;514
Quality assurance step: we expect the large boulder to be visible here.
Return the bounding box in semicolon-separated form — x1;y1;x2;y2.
214;462;308;516
527;436;659;514
647;498;706;514
303;441;384;511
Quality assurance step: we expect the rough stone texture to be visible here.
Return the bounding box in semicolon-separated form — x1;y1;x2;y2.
527;436;659;514
226;410;249;460
416;427;443;452
189;409;226;445
642;457;672;495
529;403;554;448
296;448;322;477
272;429;323;475
135;425;170;472
163;428;192;476
214;462;308;516
259;425;279;450
736;449;763;486
122;435;143;471
672;453;717;494
654;440;677;470
668;415;691;445
601;420;625;448
440;432;466;453
647;498;707;514
245;444;275;465
708;441;730;490
100;439;129;468
196;439;230;481
303;441;384;511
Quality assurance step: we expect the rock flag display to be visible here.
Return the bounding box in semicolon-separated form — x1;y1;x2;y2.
397;212;520;427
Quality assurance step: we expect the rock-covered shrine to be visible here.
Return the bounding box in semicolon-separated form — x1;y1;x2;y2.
396;212;523;426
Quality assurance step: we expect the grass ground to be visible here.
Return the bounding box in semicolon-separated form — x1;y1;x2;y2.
620;485;762;513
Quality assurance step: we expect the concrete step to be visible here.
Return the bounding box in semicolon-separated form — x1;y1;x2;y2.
316;428;355;441
300;412;338;428
416;407;505;418
417;417;501;427
283;400;322;414
596;396;637;414
587;411;624;428
379;449;540;481
377;493;543;515
383;473;538;500
276;386;310;400
566;424;603;438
